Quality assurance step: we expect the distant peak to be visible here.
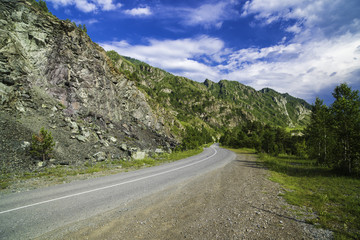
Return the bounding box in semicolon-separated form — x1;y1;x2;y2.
203;79;214;87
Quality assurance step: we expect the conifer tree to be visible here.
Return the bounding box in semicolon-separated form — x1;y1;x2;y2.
331;83;360;174
30;127;55;162
306;97;332;164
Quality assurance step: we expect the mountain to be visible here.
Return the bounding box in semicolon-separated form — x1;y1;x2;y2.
108;52;311;136
0;0;311;172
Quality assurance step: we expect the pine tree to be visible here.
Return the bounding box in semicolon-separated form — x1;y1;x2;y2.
306;97;332;165
331;83;360;174
30;127;55;162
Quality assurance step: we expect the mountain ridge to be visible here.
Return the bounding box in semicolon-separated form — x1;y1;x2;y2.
108;51;311;131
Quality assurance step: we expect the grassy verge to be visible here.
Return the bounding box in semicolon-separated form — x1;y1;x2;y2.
259;153;360;240
0;147;204;192
223;147;257;154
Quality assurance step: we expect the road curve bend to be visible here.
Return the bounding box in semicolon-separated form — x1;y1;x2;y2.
0;144;235;239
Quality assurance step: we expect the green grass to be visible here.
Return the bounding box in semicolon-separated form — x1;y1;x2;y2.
224;147;257;154
0;147;204;192
259;153;360;239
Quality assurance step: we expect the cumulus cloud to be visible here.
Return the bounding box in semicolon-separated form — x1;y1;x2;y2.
182;2;232;29
47;0;122;12
223;33;360;101
236;0;360;102
101;36;225;80
72;18;99;25
242;0;360;38
158;1;240;29
124;7;152;16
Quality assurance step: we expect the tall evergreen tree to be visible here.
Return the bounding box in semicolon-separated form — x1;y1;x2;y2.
306;97;332;165
331;83;360;174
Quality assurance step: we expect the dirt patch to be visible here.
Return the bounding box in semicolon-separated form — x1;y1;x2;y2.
40;153;332;239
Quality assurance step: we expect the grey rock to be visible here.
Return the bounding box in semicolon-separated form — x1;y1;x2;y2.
76;135;87;142
16;104;25;113
64;117;72;123
100;139;109;147
69;121;79;133
20;141;31;150
82;131;90;138
93;151;106;161
132;151;146;160
155;148;164;154
120;143;128;151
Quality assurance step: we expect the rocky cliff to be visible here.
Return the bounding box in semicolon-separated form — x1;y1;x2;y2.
0;0;174;172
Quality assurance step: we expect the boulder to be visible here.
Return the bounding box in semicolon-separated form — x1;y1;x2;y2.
155;148;164;154
93;151;106;161
120;143;127;151
132;151;146;160
76;135;86;142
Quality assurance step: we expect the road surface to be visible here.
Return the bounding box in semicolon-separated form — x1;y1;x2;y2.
0;144;235;239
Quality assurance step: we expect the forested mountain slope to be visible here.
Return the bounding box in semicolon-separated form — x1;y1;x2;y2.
108;51;311;139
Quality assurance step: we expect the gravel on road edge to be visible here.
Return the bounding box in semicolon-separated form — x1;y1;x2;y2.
39;152;333;240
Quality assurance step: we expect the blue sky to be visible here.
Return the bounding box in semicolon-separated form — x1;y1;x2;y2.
46;0;360;104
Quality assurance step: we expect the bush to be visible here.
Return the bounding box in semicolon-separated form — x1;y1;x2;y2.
30;127;55;162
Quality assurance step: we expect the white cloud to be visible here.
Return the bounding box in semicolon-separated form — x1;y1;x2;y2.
236;0;360;102
75;0;96;12
101;36;224;80
124;7;152;16
183;2;229;28
97;0;122;11
73;18;99;25
159;1;240;29
242;0;360;37
223;33;360;101
47;0;122;12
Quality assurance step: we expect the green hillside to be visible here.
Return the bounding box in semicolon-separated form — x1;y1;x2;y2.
107;50;311;140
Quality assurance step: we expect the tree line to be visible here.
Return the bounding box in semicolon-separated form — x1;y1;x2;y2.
220;83;360;175
220;121;306;157
306;83;360;175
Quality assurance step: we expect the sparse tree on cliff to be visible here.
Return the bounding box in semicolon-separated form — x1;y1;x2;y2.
30;127;55;162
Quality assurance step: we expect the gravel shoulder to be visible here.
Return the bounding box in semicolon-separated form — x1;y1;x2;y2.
39;152;332;240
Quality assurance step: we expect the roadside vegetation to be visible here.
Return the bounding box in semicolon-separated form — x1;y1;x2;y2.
221;83;360;239
0;147;205;191
259;154;360;239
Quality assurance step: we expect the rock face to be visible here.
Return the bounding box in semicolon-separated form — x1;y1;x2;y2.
0;0;175;172
1;0;163;129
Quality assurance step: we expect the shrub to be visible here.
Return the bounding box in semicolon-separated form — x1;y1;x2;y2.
30;127;55;162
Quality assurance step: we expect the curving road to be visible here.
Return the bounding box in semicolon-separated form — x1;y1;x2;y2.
0;144;236;239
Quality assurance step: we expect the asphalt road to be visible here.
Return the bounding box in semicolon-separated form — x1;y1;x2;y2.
0;144;236;239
